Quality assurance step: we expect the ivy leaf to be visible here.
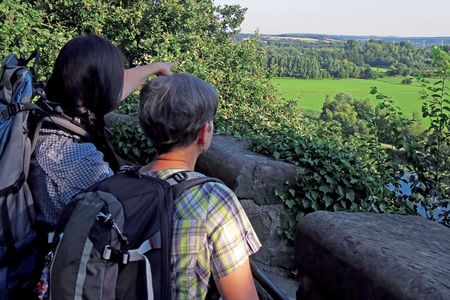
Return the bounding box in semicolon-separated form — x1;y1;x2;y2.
324;195;333;208
286;199;295;209
302;198;311;208
319;184;333;194
346;190;356;202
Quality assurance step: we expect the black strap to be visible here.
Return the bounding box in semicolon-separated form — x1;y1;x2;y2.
171;174;223;200
0;172;25;197
0;102;37;119
117;167;223;200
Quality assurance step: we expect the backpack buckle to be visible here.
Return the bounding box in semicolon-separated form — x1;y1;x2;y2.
102;245;130;265
1;103;24;119
8;103;24;116
172;172;188;183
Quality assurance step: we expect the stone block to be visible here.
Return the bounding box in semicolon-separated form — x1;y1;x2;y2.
197;135;297;205
295;211;450;300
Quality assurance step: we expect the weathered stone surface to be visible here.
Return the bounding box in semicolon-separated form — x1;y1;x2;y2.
249;213;272;243
295;211;450;300
197;135;297;205
241;199;294;270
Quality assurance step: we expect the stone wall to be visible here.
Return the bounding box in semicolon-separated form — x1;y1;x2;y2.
198;135;297;271
295;211;450;299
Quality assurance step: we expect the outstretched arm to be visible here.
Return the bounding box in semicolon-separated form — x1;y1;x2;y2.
215;257;259;300
121;62;177;100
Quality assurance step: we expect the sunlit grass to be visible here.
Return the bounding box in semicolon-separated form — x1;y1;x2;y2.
273;76;426;120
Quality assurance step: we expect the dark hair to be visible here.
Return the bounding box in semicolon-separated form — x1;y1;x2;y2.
139;73;219;154
45;35;125;129
45;35;125;171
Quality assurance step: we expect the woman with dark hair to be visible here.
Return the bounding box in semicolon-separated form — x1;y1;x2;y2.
29;34;176;228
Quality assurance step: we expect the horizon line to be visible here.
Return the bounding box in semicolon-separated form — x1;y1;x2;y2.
241;32;450;39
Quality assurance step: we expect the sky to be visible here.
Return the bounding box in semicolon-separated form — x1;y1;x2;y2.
214;0;450;37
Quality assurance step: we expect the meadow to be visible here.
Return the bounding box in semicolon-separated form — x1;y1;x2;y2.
273;76;425;119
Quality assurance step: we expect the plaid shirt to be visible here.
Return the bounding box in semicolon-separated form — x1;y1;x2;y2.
142;169;261;300
29;129;113;227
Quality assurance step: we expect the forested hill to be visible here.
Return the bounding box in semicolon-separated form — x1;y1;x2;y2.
239;33;450;48
265;39;438;79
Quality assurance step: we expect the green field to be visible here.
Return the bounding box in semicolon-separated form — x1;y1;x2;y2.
273;77;425;119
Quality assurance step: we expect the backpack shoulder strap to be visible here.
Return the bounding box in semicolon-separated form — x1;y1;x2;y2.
116;167;224;199
30;113;93;153
167;172;224;200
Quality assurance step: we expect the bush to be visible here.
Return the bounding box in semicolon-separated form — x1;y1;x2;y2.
401;77;413;84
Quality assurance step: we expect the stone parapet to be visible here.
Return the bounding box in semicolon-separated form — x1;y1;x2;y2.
295;211;450;300
197;135;297;206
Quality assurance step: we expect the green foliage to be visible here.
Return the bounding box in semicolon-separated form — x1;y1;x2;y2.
401;77;413;85
0;0;280;162
407;47;450;204
267;39;433;79
320;93;373;135
370;86;414;147
251;121;403;240
363;48;449;224
0;0;72;79
109;121;156;165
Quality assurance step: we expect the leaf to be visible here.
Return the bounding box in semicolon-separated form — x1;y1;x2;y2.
333;203;342;212
273;151;280;159
302;199;312;208
346;190;356;202
336;185;345;196
325;175;337;184
324;195;333;208
288;189;295;197
311;200;319;211
319;184;333;194
286;199;295;209
295;212;305;221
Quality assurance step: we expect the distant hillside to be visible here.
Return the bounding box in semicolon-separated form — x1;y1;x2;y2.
239;33;450;47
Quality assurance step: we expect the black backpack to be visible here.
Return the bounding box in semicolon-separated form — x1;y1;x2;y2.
44;168;221;300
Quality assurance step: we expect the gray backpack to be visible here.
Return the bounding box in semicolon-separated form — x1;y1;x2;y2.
0;53;39;299
0;53;91;299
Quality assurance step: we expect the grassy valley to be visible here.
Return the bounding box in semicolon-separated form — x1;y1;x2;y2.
273;76;425;120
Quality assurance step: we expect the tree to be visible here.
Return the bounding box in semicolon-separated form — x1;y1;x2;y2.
320;92;370;135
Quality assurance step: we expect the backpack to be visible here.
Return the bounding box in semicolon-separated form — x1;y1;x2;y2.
0;53;93;299
0;53;41;299
44;168;221;300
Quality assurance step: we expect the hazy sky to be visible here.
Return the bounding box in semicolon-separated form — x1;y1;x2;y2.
214;0;450;37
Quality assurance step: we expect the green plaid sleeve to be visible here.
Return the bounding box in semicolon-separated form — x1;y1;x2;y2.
206;183;261;279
